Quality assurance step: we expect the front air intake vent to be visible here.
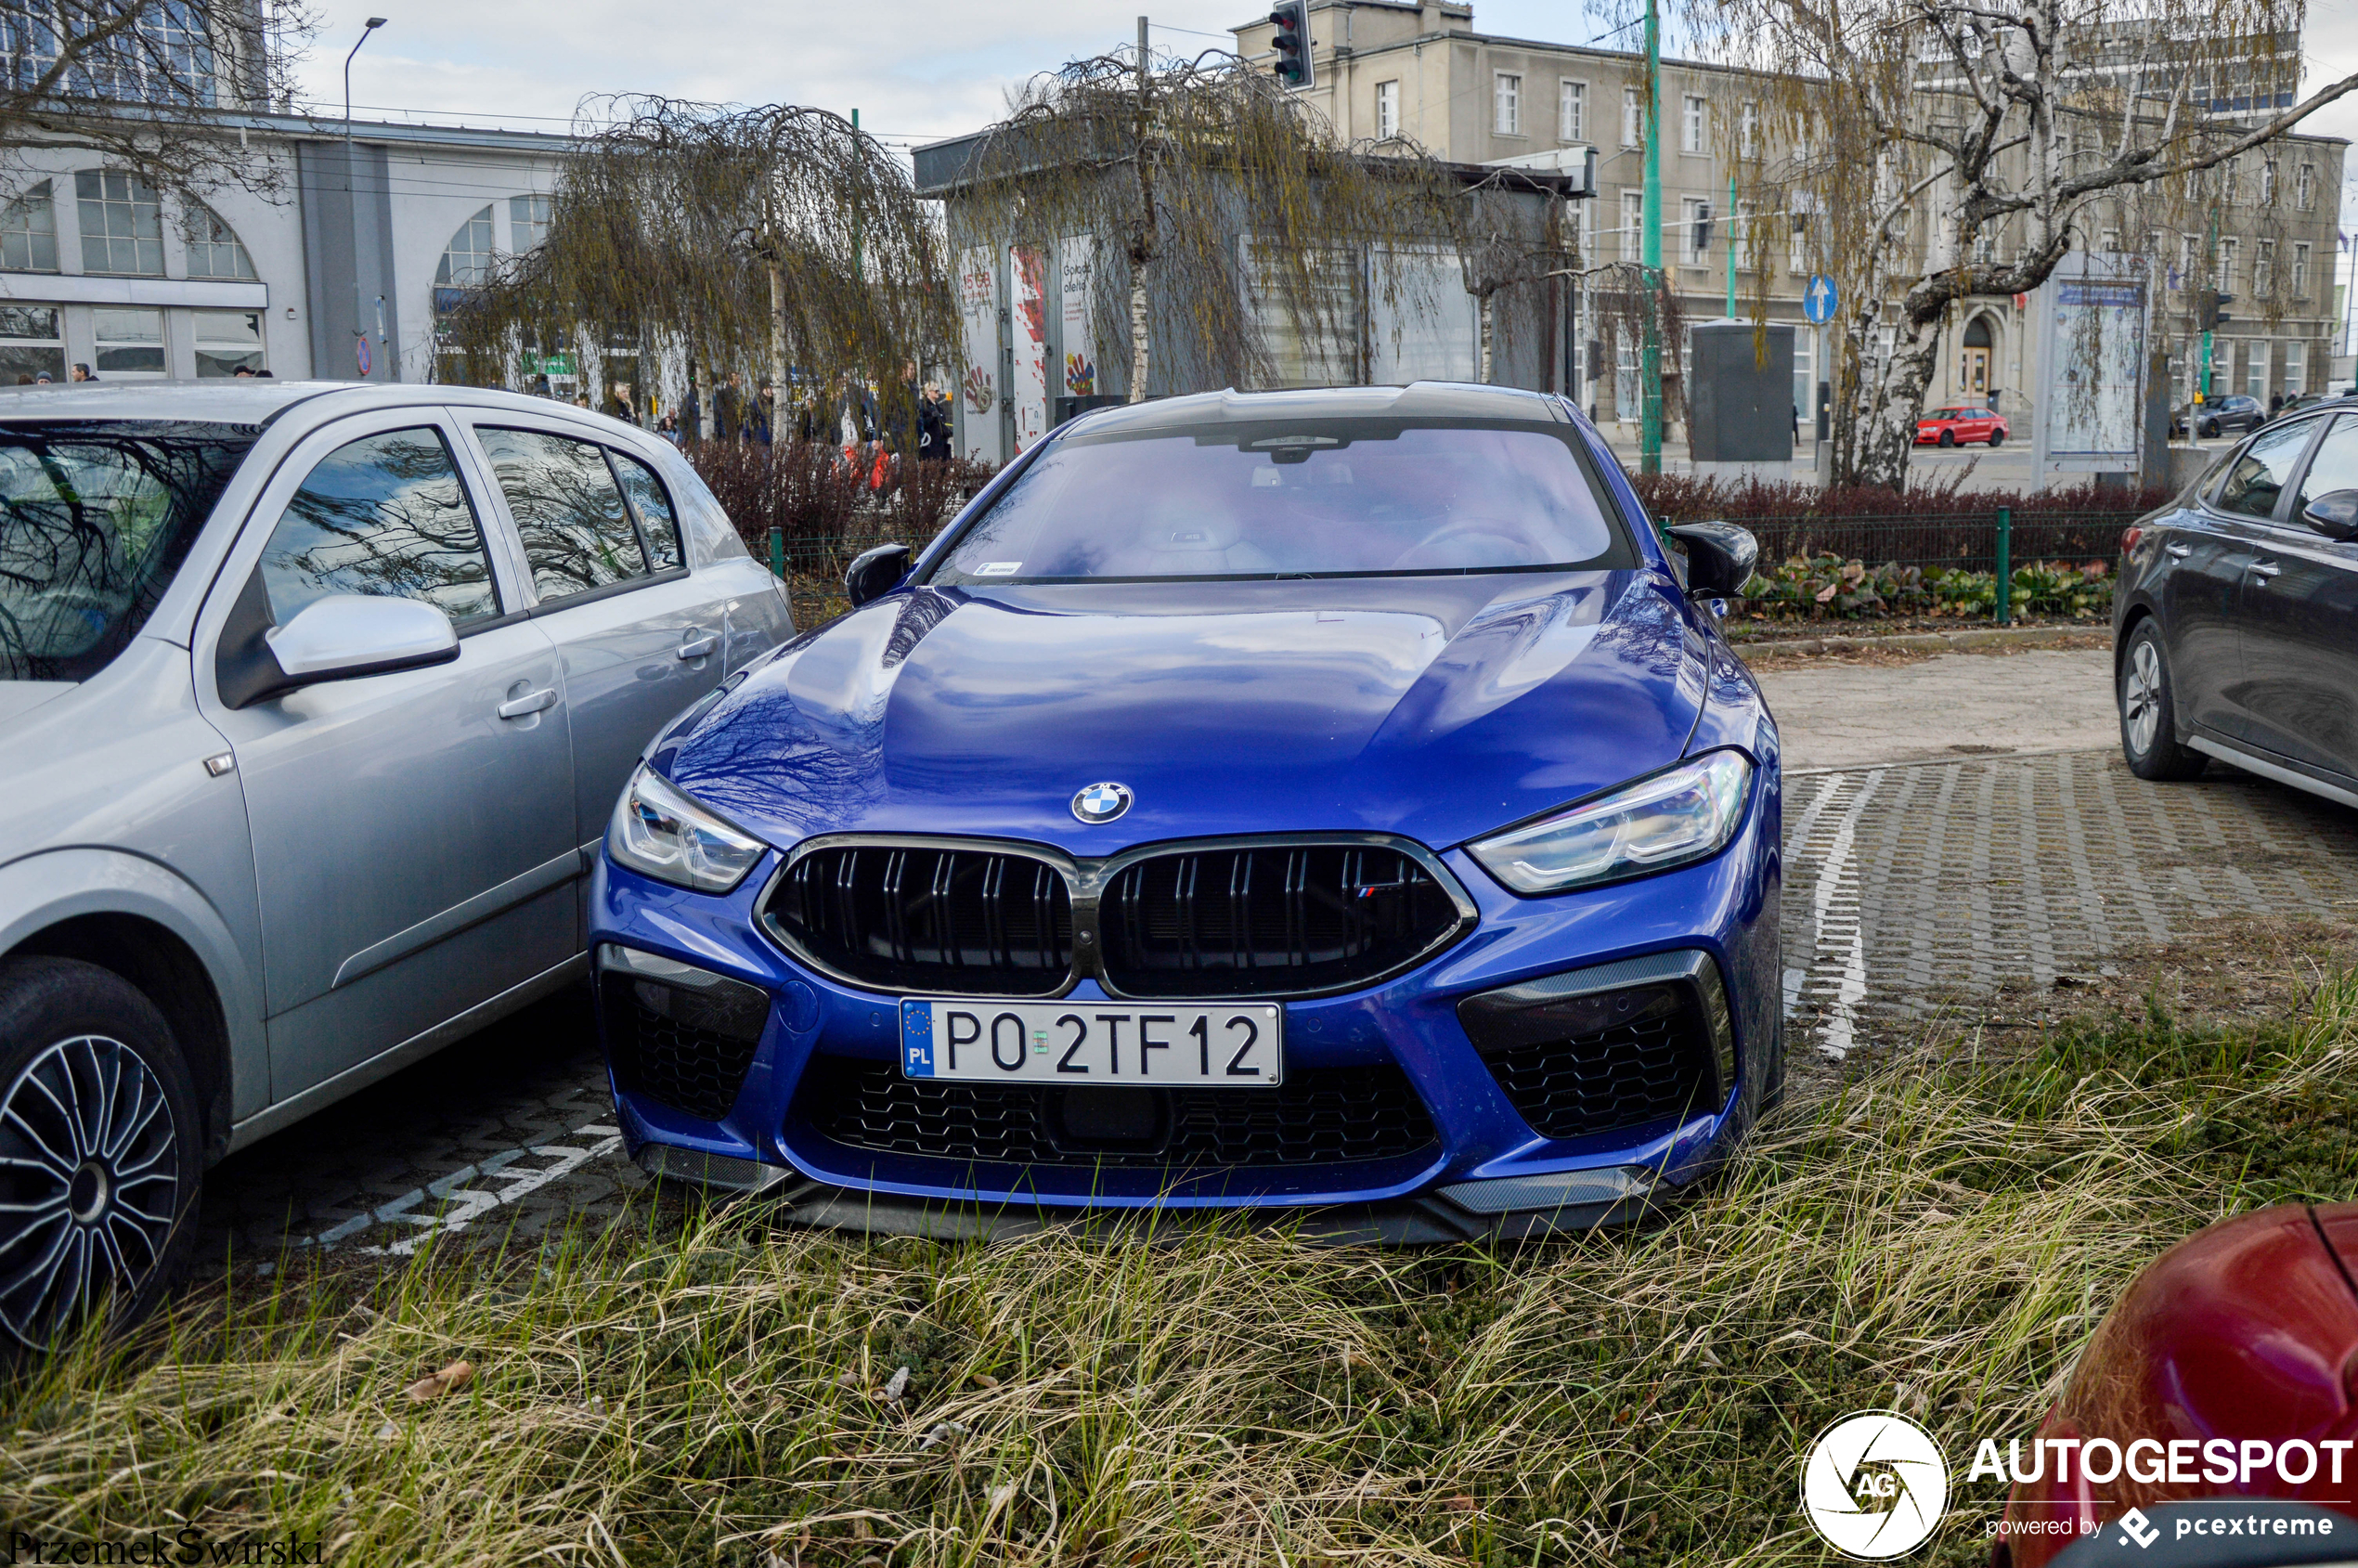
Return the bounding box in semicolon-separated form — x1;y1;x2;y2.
764;844;1073;997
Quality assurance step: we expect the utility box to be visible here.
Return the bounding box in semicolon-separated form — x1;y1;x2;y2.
1688;320;1796;481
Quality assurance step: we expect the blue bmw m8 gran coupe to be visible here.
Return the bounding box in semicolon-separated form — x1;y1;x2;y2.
591;382;1781;1240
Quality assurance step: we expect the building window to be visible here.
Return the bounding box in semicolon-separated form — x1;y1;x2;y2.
74;170;162;277
2254;240;2274;296
1734;199;1756;266
509;192;551;252
0;181;57;273
2099;228;2120;253
1681;95;1705;153
435;206;496;288
2260;160;2277;203
1973;228;1994;266
2297;162;2315;210
2244;340;2267;400
1559;79;1584;143
2285;340;2305;395
1681;196;1711;265
1494;73;1522;136
191;309;265;376
1623;85;1641;148
2293;242;2310;296
1740;100;1759;159
1376;79;1400;140
2220;158;2239;205
0;305;62;383
185;203;254;279
2219;237;2237;292
93;306;164;377
1788;212;1807;274
2177;232;2196;288
1620;189;1642;262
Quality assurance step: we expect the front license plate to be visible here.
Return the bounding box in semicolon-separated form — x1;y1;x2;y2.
900;1000;1284;1087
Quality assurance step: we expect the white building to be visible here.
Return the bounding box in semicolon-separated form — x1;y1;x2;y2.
0;113;570;388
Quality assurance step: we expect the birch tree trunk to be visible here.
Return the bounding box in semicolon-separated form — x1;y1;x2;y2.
1478;293;1495;383
768;254;790;420
1128;269;1151;403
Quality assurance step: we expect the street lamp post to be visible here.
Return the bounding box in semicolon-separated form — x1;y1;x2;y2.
344;18;386;380
1639;0;1662;475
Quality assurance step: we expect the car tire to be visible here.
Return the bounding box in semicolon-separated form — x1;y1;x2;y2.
0;957;201;1354
2200;420;2219;440
1937;430;1956;447
2118;622;2209;783
1987;429;2003;447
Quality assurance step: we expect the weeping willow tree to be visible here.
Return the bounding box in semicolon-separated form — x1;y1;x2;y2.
446;97;953;434
950;46;1493;398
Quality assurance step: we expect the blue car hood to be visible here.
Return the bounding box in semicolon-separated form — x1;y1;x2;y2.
659;572;1706;855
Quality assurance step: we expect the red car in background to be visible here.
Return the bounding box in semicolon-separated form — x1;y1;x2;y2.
1997;1202;2358;1566
1918;406;2010;446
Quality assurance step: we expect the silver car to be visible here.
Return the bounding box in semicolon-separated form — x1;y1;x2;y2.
0;382;791;1345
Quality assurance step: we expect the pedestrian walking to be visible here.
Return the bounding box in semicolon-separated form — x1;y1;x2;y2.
918;382;951;463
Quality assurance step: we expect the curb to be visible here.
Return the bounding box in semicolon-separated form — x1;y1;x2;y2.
1730;625;2110;657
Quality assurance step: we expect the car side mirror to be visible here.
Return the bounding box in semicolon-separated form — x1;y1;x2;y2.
2300;487;2358;542
263;594;458;690
1665;521;1760;598
844;542;911;607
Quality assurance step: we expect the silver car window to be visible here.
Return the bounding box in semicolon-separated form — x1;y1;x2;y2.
257;425;499;628
476;427;648;603
2295;415;2358;514
610;449;681;573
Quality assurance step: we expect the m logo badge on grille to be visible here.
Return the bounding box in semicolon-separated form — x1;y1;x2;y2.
1071;782;1133;823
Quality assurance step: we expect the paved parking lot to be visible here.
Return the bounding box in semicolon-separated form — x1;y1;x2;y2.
196;648;2358;1262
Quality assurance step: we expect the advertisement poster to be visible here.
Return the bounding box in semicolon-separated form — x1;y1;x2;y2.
2031;252;2145;477
1010;245;1050;452
1059;235;1097;398
956;247;1004;465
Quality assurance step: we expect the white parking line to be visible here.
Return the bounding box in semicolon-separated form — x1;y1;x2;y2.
303;1119;626;1255
1795;770;1885;1060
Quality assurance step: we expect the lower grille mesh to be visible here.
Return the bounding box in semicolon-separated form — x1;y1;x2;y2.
602;986;759;1121
797;1058;1438;1168
1476;1010;1716;1141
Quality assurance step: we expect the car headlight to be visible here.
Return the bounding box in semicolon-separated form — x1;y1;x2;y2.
1467;750;1754;895
606;764;767;892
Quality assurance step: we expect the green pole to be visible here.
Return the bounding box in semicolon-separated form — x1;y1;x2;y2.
767;525;784;580
1726;174;1737;318
1994;506;2012;626
1639;0;1662;476
2197;206;2216;408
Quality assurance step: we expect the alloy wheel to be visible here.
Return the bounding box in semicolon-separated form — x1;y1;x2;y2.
0;1035;179;1348
2122;640;2163;757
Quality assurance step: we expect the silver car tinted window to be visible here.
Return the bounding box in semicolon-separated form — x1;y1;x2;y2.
610;449;681;572
477;426;647;602
258;425;499;628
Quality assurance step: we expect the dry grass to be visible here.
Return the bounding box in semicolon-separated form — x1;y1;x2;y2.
6;974;2355;1566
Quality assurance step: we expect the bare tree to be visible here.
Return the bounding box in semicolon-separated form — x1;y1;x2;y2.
950;45;1473;399
1686;0;2357;488
0;1;315;202
447;97;953;435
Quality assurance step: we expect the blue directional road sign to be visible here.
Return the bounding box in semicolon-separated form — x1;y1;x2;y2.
1803;273;1839;326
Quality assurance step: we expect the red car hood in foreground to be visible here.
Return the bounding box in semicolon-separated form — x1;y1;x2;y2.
2001;1203;2358;1566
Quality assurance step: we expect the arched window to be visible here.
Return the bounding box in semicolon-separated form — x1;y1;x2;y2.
0;181;57;273
434;206;495;288
185;202;254;279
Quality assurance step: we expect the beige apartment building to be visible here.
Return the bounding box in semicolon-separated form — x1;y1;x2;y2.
1231;0;2347;435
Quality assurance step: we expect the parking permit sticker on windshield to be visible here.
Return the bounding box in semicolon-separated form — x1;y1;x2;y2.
974;562;1022;577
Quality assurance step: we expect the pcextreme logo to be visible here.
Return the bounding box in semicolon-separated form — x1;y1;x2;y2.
1801;1410;1951;1559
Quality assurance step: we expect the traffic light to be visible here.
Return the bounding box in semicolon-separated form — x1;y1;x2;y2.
2197;289;2234;330
1269;0;1314;89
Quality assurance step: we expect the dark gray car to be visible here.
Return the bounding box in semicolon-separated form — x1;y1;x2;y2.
0;382;791;1346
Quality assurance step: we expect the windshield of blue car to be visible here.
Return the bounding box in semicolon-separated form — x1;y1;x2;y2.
929;421;1636;583
0;421;259;680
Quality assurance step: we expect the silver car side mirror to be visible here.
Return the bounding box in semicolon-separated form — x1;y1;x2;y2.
264;593;460;685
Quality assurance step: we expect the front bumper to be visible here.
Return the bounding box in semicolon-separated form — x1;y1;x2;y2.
590;788;1781;1238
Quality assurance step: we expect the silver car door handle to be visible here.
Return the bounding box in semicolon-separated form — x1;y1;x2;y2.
2164;541;2193;559
2249;561;2282;583
498;687;558;719
677;633;718;660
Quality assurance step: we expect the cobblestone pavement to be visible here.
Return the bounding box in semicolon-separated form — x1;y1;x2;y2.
200;746;2358;1263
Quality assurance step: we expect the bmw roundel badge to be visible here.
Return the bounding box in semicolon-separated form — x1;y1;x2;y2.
1071;782;1133;823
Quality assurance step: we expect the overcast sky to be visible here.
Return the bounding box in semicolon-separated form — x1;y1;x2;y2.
291;0;2358;224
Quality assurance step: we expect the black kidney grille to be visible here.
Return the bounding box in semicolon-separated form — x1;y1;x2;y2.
1099;845;1463;997
601;978;758;1121
767;845;1073;996
797;1057;1437;1168
1474;1009;1717;1141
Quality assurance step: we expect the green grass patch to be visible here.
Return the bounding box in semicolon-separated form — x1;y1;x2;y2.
6;975;2356;1565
